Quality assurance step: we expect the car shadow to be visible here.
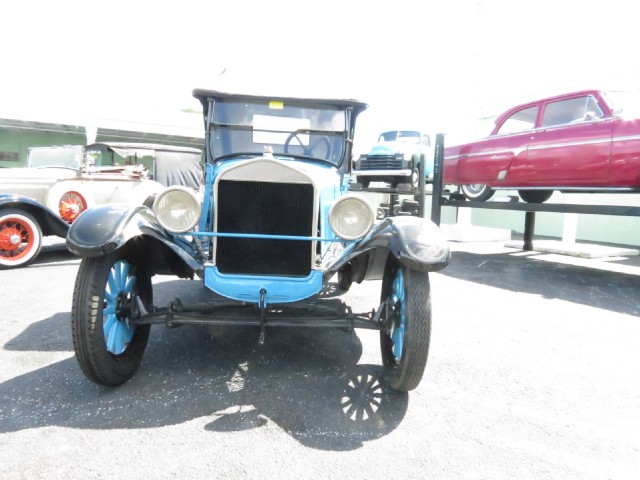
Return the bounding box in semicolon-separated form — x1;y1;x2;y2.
440;250;640;316
0;280;408;451
30;241;78;268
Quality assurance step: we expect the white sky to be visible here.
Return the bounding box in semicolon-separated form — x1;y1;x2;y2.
2;0;639;150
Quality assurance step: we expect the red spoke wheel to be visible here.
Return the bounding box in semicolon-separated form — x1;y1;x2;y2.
58;191;88;223
0;210;43;269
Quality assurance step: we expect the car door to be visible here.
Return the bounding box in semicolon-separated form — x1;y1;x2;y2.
524;95;613;186
452;105;537;185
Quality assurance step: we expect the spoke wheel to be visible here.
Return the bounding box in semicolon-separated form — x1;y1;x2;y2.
380;258;431;392
71;252;152;386
0;210;42;269
461;184;494;201
58;191;88;223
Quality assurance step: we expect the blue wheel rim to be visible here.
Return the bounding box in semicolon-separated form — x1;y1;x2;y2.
103;260;137;355
390;268;406;361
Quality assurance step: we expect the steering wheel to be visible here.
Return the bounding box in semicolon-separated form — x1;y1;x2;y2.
284;132;332;160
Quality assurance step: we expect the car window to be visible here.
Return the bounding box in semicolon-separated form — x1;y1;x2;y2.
377;131;421;143
28;147;83;168
396;131;421;144
585;96;605;119
496;106;538;135
541;96;604;127
378;132;397;142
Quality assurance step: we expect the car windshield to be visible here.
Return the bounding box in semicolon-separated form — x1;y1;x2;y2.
27;147;83;168
208;97;348;166
603;90;640;117
378;131;421;144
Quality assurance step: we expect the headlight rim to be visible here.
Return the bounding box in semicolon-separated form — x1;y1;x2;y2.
152;186;201;233
328;195;375;241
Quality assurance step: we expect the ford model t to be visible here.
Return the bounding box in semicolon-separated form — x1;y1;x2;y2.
67;89;450;391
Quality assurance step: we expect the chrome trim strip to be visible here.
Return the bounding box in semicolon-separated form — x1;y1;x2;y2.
612;134;640;143
528;137;610;151
446;134;640;161
444;147;525;160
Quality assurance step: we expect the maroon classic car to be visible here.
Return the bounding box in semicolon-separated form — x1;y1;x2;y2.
443;89;640;202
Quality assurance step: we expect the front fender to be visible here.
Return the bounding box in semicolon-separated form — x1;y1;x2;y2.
66;204;202;277
0;194;69;238
327;216;450;281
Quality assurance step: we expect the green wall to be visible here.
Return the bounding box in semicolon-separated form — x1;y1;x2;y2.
0;128;86;168
436;193;640;247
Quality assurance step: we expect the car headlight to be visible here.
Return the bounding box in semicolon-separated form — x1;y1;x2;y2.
328;195;374;240
152;186;201;233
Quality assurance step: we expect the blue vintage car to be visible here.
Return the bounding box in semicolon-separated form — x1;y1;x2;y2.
66;90;450;391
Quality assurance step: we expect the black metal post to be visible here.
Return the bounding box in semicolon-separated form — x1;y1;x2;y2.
430;133;445;225
523;211;535;251
390;193;399;216
418;153;425;218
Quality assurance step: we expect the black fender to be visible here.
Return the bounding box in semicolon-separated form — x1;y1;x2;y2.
0;194;69;238
326;216;450;283
66;204;202;278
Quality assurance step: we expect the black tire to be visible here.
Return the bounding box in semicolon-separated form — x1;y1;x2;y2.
0;209;43;269
356;177;370;189
337;264;353;292
71;251;152;386
461;184;494;201
518;189;553;203
401;199;419;209
411;166;420;189
379;257;431;392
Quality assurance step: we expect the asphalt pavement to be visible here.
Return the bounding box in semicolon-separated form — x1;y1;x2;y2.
0;239;638;479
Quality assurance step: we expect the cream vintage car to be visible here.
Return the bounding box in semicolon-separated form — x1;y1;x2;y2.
0;142;202;268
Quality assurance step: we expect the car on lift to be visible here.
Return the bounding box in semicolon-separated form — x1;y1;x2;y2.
66;90;450;392
443;89;640;202
353;130;433;189
0;142;202;268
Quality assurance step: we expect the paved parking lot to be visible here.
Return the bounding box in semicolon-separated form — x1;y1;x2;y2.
0;239;638;479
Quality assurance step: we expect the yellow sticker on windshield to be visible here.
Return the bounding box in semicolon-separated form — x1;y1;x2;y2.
269;101;284;110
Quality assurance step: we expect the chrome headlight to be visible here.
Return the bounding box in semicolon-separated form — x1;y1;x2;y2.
152;186;201;233
329;195;374;240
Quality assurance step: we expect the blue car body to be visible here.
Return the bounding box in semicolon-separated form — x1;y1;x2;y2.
66;90;450;391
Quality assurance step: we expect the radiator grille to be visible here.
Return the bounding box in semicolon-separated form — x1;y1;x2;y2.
216;180;314;276
358;156;403;170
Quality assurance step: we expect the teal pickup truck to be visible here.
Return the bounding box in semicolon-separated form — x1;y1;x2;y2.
353;130;433;188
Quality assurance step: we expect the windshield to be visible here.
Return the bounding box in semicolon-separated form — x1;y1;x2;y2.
28;146;83;169
378;130;421;144
208;98;348;166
